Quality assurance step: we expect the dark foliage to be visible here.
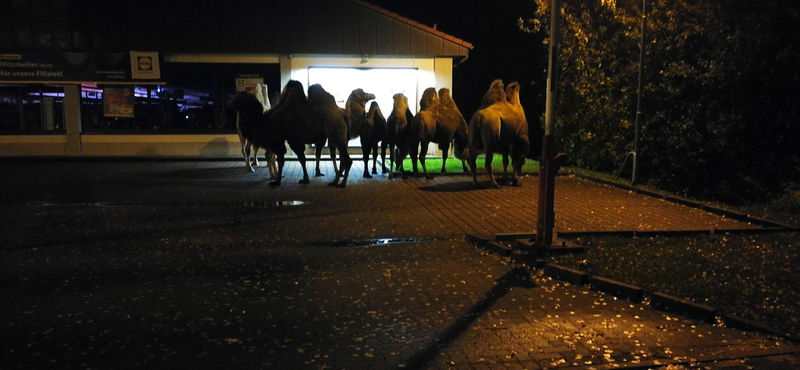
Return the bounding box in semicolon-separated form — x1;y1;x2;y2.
527;0;800;202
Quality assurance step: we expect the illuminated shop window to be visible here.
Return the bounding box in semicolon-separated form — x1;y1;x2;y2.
80;63;279;132
0;84;65;133
308;67;418;114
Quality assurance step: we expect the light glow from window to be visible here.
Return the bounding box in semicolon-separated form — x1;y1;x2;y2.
308;67;419;116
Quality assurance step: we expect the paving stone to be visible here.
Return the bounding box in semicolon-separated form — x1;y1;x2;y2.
0;160;794;370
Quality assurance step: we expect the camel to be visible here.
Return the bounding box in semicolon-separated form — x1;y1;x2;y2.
386;93;416;179
345;89;388;178
232;80;351;187
412;87;469;179
468;80;530;188
366;101;388;175
235;83;278;179
306;84;353;187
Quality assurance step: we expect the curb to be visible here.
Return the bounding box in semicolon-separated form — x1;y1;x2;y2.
572;173;799;231
724;315;800;342
650;292;717;324
543;264;589;285
464;233;490;248
468;233;799;342
589;276;644;303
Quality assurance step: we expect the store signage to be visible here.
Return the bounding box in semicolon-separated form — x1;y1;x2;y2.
103;86;135;118
0;51;143;82
130;51;161;79
235;74;263;94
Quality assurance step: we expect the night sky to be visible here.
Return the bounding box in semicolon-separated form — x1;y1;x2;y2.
365;0;547;151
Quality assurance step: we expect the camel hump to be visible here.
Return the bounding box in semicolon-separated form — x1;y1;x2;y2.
480;79;506;108
438;88;456;108
368;101;383;118
278;80;308;107
308;84;336;106
419;87;439;111
505;82;522;106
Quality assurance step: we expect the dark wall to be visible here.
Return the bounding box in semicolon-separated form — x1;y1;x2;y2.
0;0;468;56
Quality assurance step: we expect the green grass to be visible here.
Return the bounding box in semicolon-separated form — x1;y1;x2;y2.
551;232;800;337
390;157;540;174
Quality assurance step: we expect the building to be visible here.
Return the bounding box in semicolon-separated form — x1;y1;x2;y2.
0;0;472;157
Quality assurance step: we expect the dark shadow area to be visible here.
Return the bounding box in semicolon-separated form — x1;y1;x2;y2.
401;266;536;369
418;181;482;193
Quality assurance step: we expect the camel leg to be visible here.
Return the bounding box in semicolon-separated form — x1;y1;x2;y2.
269;149;286;187
288;142;310;184
501;153;510;185
267;150;278;180
252;145;260;167
510;155;523;187
485;150;500;189
418;141;434;180
398;146;409;180
388;142;395;180
461;159;468;172
409;139;420;178
314;143;325;177
380;141;389;174
337;148;353;188
329;146;338;177
469;151;480;187
371;143;379;174
440;142;451;174
244;142;255;172
360;137;372;178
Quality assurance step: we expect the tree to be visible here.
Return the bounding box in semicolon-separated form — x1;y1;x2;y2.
524;0;800;202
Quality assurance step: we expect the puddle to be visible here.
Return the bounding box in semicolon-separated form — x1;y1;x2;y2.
22;200;307;208
311;237;453;248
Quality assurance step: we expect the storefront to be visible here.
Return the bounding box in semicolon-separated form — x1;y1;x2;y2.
0;0;471;157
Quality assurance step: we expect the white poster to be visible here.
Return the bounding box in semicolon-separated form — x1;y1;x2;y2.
130;51;161;79
236;75;264;94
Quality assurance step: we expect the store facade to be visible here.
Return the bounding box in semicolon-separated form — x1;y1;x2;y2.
0;0;471;157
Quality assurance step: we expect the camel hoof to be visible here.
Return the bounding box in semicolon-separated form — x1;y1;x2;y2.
299;179;310;185
382;167;389;174
336;183;347;188
441;169;447;174
327;181;339;187
425;175;434;180
491;183;501;189
315;172;325;177
247;167;255;173
268;181;281;187
363;173;373;179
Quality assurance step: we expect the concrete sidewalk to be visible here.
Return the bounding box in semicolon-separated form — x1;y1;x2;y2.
1;160;796;370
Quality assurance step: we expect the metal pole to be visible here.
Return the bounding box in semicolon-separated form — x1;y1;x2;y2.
544;0;561;136
632;0;646;185
536;0;564;248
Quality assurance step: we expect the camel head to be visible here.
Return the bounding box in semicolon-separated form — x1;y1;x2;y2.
346;88;375;117
348;88;375;104
480;79;506;108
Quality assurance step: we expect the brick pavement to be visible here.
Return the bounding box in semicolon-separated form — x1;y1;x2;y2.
1;160;795;370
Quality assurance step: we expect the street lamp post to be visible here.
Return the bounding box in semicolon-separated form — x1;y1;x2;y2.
536;0;568;248
632;0;646;185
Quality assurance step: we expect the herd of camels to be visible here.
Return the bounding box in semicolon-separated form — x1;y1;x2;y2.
231;79;529;189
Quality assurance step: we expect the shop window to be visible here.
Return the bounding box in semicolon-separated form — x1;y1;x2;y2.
0;84;66;133
81;63;279;132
